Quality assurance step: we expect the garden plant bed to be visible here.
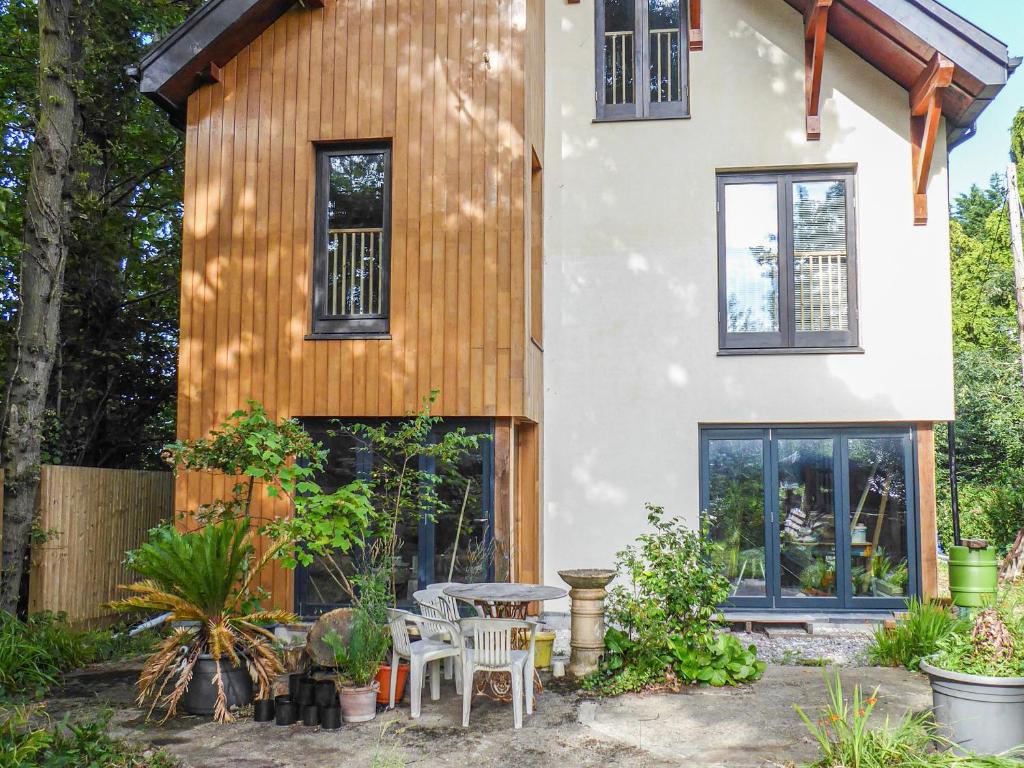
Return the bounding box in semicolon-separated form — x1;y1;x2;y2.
43;659;931;768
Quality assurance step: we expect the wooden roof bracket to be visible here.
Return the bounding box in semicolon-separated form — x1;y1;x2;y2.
689;0;702;51
804;0;832;140
910;53;955;225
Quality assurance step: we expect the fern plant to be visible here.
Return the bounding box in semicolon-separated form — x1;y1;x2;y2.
108;519;296;722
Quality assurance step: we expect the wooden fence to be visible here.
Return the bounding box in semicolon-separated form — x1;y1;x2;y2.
28;466;173;627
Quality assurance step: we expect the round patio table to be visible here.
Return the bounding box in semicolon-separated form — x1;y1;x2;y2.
443;582;567;701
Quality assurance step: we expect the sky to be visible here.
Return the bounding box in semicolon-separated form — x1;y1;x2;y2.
941;0;1024;200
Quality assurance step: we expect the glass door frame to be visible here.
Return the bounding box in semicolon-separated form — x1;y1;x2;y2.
700;424;921;612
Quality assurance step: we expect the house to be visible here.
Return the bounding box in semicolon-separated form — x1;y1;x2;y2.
139;0;1016;615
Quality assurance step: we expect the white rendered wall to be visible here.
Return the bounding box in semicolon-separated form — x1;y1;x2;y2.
542;0;954;596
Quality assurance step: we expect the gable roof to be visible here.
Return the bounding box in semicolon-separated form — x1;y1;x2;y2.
138;0;1017;143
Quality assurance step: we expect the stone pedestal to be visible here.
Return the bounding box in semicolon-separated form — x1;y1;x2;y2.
558;569;615;678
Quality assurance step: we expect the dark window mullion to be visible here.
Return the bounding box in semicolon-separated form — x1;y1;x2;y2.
635;0;648;118
780;175;795;347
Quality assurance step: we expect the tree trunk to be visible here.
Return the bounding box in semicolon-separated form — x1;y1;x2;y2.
0;0;80;614
1008;164;1024;388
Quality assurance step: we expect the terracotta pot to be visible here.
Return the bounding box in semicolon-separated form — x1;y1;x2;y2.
375;663;409;705
339;681;380;723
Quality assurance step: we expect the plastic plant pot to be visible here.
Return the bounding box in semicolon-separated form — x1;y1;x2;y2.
374;663;409;705
253;699;275;722
920;659;1024;755
320;706;342;730
315;680;338;709
274;694;292;707
288;673;308;700
302;705;320;727
180;656;254;716
297;680;316;706
275;701;298;726
534;630;557;670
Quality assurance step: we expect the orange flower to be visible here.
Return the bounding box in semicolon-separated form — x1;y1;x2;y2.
830;713;841;722
866;697;877;706
856;709;865;717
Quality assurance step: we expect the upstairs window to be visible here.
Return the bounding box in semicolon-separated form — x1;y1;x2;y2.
596;0;688;120
312;144;391;336
716;170;859;351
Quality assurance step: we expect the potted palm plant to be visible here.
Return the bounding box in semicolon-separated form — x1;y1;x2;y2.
108;518;296;722
324;608;389;723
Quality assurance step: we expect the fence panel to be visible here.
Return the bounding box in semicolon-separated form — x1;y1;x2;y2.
28;466;172;627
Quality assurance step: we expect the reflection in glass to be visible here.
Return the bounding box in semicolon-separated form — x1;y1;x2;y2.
707;439;766;598
327;152;386;317
433;438;490;585
778;438;836;598
793;180;849;333
648;0;682;104
603;0;635;106
725;183;780;333
848;437;909;597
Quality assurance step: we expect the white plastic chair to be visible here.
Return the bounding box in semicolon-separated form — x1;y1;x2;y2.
459;618;537;729
385;609;463;718
414;588;483;680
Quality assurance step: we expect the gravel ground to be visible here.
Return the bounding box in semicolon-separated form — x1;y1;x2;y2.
731;624;877;666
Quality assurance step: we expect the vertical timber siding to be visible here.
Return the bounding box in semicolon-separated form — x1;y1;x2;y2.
177;0;540;608
28;467;173;627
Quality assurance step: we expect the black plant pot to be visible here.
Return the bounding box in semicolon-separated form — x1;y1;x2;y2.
253;699;275;722
302;705;320;727
315;680;338;709
181;656;253;716
275;701;298;726
297;680;316;706
275;694;292;707
320;706;342;730
288;673;307;700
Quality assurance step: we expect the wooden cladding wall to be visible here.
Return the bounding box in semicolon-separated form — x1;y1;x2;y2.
176;0;542;607
178;0;538;437
28;467;173;627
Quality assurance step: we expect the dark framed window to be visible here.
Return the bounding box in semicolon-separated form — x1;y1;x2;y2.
700;425;919;611
311;143;392;337
716;169;859;352
595;0;689;121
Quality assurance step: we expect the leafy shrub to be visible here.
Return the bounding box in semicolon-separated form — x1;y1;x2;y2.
324;607;389;688
0;612;163;702
868;599;962;671
0;614;90;700
582;505;765;695
933;602;1024;678
0;707;179;768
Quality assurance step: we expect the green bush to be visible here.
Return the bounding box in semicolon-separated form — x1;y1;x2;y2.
0;707;178;768
868;599;962;671
0;613;159;702
582;505;765;695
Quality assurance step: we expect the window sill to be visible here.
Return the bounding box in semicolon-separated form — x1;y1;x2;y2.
717;346;864;357
305;333;392;341
592;114;691;124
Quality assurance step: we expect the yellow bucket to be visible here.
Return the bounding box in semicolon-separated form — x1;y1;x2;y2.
534;630;557;669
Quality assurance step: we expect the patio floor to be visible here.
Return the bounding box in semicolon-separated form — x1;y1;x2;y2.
50;661;931;768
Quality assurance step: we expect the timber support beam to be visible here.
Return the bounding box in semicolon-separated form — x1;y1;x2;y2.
910;53;955;225
804;0;832;140
688;0;702;51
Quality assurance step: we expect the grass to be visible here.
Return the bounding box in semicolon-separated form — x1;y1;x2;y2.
868;599;962;671
0;613;158;701
796;672;1023;767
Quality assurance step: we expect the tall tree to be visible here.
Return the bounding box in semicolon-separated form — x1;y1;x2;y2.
0;0;81;613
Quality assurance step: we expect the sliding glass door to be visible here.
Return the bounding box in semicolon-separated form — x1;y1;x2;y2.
701;426;918;610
